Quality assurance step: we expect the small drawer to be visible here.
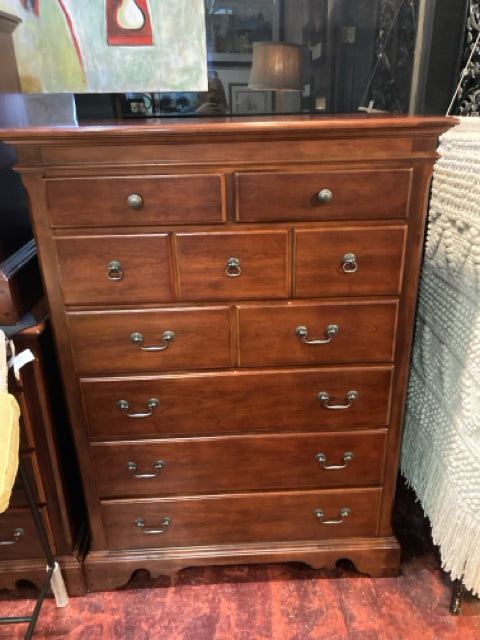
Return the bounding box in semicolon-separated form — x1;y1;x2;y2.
45;174;225;227
175;230;290;300
237;300;398;367
81;366;393;439
67;306;233;374
294;225;406;297
55;234;174;305
235;169;412;222
91;430;387;498
100;488;382;550
0;507;51;560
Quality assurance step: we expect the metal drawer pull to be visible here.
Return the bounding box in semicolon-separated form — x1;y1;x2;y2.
117;398;160;418
0;528;24;545
296;324;339;344
135;517;172;535
316;188;333;203
127;193;143;210
130;330;175;351
226;257;242;277
314;507;351;524
127;460;166;478
316;451;354;470
342;253;358;273
317;390;358;409
107;260;123;281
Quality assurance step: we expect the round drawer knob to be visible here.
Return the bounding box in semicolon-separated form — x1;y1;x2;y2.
127;193;143;210
316;188;333;203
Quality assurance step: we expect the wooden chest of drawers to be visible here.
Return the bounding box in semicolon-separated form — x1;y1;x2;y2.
1;115;454;591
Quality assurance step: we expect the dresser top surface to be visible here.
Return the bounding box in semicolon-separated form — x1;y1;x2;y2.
0;114;457;145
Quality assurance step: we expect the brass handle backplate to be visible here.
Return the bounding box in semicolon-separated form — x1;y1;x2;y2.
0;528;24;545
127;193;143;210
135;517;172;535
314;508;351;524
342;253;358;273
130;331;175;352
317;390;358;410
107;260;123;281
226;257;242;277
127;460;166;479
117;398;160;418
316;188;333;203
316;452;354;470
296;324;339;345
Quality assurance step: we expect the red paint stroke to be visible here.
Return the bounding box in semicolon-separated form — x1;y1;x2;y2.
20;0;39;15
106;0;153;46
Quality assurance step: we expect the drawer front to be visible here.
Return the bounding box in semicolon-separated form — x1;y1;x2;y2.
56;234;174;305
176;230;290;300
295;226;406;297
236;169;412;222
45;174;225;227
237;300;398;366
0;507;51;559
81;366;393;439
91;430;387;498
100;488;381;550
67;306;233;374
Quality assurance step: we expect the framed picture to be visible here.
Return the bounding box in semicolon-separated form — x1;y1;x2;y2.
205;0;282;64
229;84;273;113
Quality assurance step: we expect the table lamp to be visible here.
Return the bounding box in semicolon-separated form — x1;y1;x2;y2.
248;42;302;112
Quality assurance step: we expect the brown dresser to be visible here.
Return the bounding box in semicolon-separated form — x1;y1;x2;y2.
0;115;454;591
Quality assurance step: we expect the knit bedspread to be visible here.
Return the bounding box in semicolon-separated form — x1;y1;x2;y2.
401;117;480;596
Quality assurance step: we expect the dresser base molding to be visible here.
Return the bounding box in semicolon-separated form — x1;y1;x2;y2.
0;553;87;597
84;537;401;592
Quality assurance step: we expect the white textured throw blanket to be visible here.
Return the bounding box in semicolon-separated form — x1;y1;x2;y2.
401;117;480;596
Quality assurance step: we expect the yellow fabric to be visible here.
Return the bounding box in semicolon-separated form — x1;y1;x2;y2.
0;391;20;513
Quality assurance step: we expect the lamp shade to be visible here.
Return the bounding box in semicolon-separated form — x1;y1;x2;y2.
248;42;302;91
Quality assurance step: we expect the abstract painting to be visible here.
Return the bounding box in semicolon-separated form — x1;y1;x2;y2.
0;0;207;93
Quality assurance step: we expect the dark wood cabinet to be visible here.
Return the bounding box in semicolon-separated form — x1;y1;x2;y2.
0;301;87;596
0;115;454;592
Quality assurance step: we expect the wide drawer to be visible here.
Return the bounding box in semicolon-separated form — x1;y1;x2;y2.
67;306;233;374
235;169;412;222
55;234;174;305
100;488;382;550
237;300;397;366
175;230;290;300
45;174;225;227
91;430;387;498
0;507;51;560
294;225;406;297
81;366;393;439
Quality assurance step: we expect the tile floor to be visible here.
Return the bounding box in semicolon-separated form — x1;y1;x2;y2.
0;477;479;639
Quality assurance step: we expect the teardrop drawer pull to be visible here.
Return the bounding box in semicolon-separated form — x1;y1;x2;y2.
127;193;143;210
127;460;166;479
342;253;358;273
316;452;354;470
135;517;172;535
314;508;351;525
296;324;339;344
0;528;24;545
117;398;160;418
316;188;333;203
130;331;175;351
107;260;123;281
317;390;358;409
226;257;242;277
